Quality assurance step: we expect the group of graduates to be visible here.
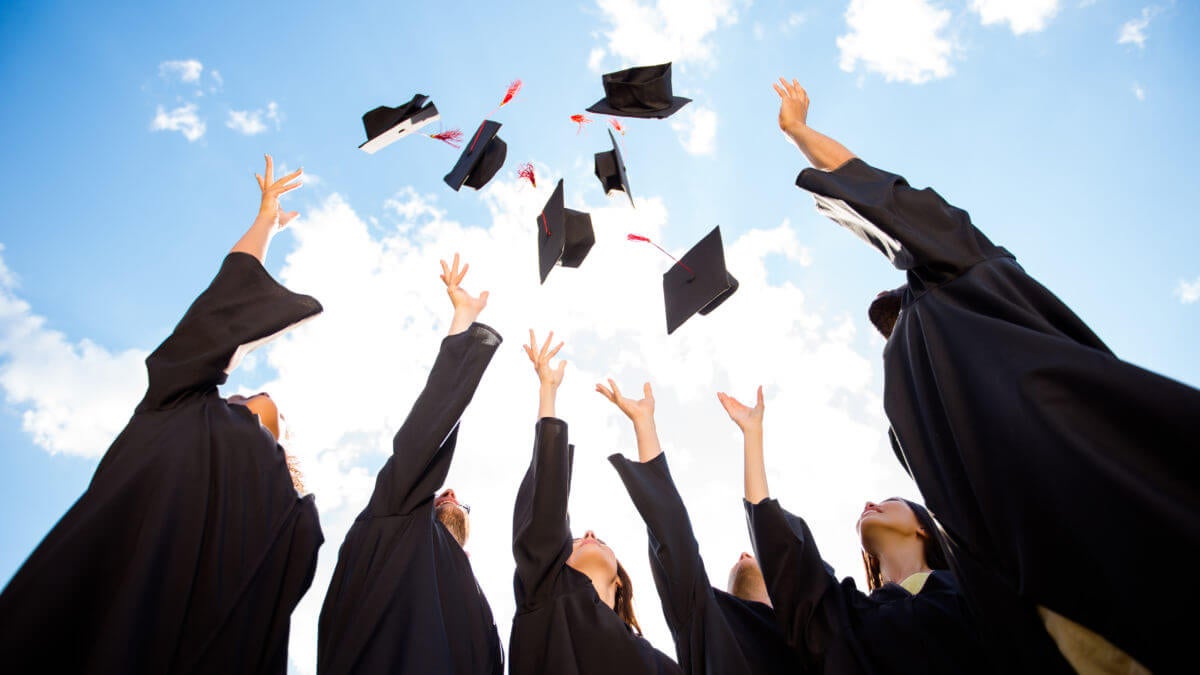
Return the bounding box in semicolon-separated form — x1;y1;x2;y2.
0;76;1197;675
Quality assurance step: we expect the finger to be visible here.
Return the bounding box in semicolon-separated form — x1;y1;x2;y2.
440;259;450;281
274;181;303;196
279;211;299;227
643;382;653;399
792;79;801;95
457;262;469;286
773;83;787;99
277;167;303;184
540;331;554;360
451;252;461;279
255;174;265;190
756;385;765;407
608;378;622;400
528;329;537;353
595;384;615;402
264;154;274;184
478;290;489;307
546;341;564;361
556;360;567;377
523;344;535;363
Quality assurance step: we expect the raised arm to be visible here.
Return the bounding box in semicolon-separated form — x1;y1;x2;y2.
718;387;768;505
366;255;500;516
232;154;303;263
138;156;320;412
775;78;856;172
602;380;711;657
513;331;573;610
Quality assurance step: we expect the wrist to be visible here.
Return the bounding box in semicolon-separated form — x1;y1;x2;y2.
631;416;656;433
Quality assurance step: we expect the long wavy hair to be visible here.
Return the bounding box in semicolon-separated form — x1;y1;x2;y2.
861;499;950;592
613;561;643;636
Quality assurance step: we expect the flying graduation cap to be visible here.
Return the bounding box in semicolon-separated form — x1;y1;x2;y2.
594;128;634;207
444;120;508;191
359;94;441;154
587;63;691;119
631;226;738;334
537;179;595;283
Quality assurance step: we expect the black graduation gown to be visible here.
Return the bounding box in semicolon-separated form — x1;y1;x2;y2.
317;322;503;675
746;498;987;675
609;452;802;675
509;418;682;675
0;252;325;674
796;158;1200;673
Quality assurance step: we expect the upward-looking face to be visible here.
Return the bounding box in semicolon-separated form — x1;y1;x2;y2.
435;488;471;547
857;498;923;552
228;392;284;440
726;552;771;606
566;530;618;578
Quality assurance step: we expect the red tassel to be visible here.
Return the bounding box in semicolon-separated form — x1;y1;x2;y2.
500;79;523;107
428;128;464;148
627;233;693;275
570;114;593;134
609;119;626;135
518;162;537;188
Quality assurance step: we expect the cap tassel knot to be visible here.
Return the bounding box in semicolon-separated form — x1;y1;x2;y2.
627;233;694;276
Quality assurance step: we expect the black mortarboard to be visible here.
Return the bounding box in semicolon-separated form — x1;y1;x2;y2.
358;94;440;154
586;63;692;119
537;179;595;284
868;285;907;339
594;128;634;207
444;120;508;191
663;226;738;334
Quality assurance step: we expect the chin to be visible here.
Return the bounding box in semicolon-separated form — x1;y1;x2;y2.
567;546;617;575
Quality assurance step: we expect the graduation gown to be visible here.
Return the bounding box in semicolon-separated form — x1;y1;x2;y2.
747;498;987;675
509;418;682;675
609;452;802;675
796;158;1200;673
0;252;325;674
317;322;503;675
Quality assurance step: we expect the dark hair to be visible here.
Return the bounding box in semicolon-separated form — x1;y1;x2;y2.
613;561;642;636
861;498;950;592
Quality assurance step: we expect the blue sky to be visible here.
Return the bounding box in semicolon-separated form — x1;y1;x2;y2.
2;1;1198;672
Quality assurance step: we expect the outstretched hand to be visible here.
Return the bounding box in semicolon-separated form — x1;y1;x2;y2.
595;379;656;425
773;78;809;141
717;386;765;433
255;154;302;229
440;253;490;322
524;330;567;390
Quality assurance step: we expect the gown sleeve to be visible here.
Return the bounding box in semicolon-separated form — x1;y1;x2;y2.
609;453;709;646
137;252;323;412
366;322;502;517
745;498;863;672
796;158;1004;285
512;417;574;612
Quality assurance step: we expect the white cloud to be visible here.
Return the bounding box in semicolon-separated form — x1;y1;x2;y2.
158;59;203;83
971;0;1060;35
1133;82;1146;100
0;245;148;457
785;12;807;31
257;175;915;673
590;0;742;69
1176;276;1200;304
588;47;607;72
226;101;281;136
151;103;206;142
669;104;718;155
1118;6;1160;48
837;0;956;85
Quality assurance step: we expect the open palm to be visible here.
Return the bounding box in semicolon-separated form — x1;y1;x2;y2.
717;386;764;431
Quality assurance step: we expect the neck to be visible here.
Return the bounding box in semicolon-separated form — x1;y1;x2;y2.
873;536;930;586
576;564;617;609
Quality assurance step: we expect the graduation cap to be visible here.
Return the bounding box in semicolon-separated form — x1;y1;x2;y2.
594;128;634;207
630;227;738;334
358;94;440;154
444;120;508;191
868;285;907;339
537;179;595;283
586;63;691;119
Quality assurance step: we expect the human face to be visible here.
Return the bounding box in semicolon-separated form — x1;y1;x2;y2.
566;530;618;577
726;552;771;605
434;488;471;546
857;498;922;548
228;392;285;440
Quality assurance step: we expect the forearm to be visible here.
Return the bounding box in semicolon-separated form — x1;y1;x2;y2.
787;124;856;172
743;427;769;504
538;383;557;419
448;307;482;336
230;214;276;263
632;417;662;463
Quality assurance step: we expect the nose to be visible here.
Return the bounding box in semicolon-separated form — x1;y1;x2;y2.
583;530;597;540
739;552;754;561
444;489;456;500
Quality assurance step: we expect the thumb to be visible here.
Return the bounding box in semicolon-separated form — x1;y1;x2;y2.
478;290;490;306
643;382;653;399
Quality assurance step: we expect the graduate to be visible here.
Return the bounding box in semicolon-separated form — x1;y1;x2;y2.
317;254;503;674
509;332;682;675
599;378;802;675
776;76;1199;673
0;156;323;673
721;387;988;675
